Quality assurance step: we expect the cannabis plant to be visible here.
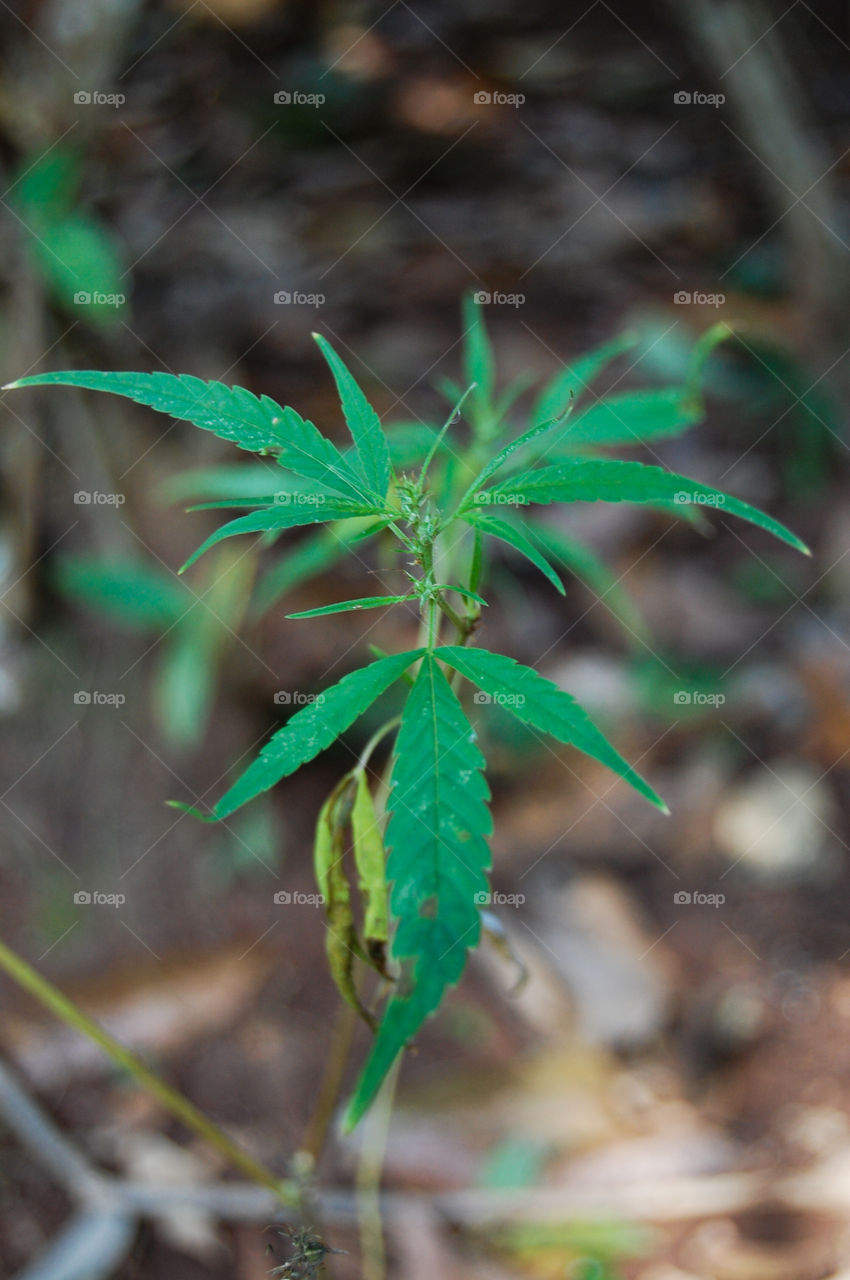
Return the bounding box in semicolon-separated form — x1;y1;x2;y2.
5;298;808;1130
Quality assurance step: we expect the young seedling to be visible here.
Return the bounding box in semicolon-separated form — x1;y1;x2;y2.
5;299;809;1132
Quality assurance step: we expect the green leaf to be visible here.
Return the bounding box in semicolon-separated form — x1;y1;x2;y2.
185;649;425;822
436;645;667;812
475;458;809;554
351;770;389;961
251;521;388;618
286;593;414;619
463;293;495;426
54;557;187;630
5;371;368;502
179;499;384;572
313;334;393;499
522;520;646;639
12;147;81;221
531;332;637;428
314;781;374;1027
26;216;127;326
385;423;445;469
465;513;565;595
155;546;253;748
345;654;492;1129
550;388;702;450
158;463;290;505
456;402;574;510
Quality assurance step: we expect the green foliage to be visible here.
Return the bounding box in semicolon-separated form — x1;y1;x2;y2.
10;294;809;1129
313;334;393;498
344;653;492;1129
10;146;127;325
55;549;253;748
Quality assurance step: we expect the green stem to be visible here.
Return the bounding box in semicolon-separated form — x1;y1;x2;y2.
0;936;293;1205
358;716;402;771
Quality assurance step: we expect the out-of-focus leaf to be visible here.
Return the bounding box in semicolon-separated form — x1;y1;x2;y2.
54;557;187;630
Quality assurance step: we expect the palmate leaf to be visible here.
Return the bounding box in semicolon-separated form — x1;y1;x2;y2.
473;458;809;554
174;649;425;822
456;399;574;509
436;646;667;812
547;387;702;450
530;332;637;428
313;334;393;499
345;654;492;1129
464;512;565;595
4;371;369;503
179;499;386;572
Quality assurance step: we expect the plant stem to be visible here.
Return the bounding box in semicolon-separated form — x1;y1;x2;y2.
300;1003;357;1166
356;1055;401;1280
0;936;294;1205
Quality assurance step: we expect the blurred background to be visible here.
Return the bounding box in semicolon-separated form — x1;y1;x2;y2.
1;1;850;1277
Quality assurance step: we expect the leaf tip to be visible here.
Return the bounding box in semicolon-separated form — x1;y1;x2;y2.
166;799;214;822
1;381;20;391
